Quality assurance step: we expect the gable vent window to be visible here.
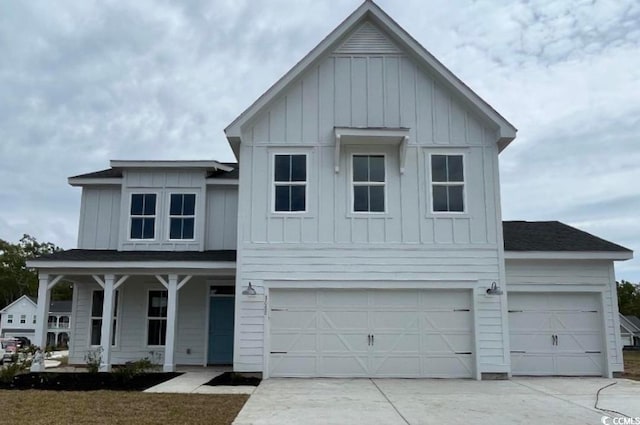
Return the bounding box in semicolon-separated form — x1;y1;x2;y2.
352;155;385;213
274;154;307;212
130;193;157;239
169;194;196;240
431;154;465;213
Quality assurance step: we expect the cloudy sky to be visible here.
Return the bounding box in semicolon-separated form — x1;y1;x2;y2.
1;0;638;281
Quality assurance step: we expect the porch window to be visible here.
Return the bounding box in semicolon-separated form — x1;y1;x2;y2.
147;290;168;346
90;290;118;346
169;193;196;240
273;154;307;212
130;193;157;239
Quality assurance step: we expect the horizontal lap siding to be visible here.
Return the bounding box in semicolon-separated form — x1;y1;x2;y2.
69;278;207;366
235;247;506;373
505;259;622;371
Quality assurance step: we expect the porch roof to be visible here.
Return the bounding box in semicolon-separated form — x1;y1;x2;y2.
26;250;236;273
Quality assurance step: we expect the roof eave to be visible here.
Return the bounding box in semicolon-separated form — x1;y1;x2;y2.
504;251;633;261
68;177;123;187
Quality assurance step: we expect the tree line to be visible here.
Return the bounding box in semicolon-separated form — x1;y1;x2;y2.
0;235;73;310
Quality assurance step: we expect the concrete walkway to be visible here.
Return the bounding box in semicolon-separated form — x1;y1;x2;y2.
144;367;255;394
232;377;640;425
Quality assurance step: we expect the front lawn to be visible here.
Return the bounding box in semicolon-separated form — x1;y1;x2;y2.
0;390;248;425
623;351;640;380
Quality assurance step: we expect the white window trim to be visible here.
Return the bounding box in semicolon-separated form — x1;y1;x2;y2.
146;289;168;348
428;152;467;215
167;192;198;241
350;153;387;214
7;314;13;324
20;314;26;324
32;315;36;324
270;152;309;214
128;192;159;241
89;289;119;348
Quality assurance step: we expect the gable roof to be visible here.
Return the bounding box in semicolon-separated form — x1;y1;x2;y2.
503;221;632;253
225;0;517;155
0;295;37;313
620;314;640;334
626;315;640;330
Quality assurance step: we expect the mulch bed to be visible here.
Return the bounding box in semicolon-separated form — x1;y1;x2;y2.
0;372;181;391
204;372;261;387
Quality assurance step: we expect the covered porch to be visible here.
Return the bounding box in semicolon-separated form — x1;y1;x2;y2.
27;250;236;372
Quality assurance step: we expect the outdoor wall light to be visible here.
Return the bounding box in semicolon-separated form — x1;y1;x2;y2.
242;282;257;296
486;282;503;296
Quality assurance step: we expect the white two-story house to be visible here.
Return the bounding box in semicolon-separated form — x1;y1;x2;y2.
29;1;632;379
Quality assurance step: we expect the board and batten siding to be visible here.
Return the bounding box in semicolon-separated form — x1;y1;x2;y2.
505;259;623;372
69;277;209;366
77;186;121;249
233;21;509;374
205;186;238;250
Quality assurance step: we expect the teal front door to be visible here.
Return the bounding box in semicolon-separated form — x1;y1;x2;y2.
208;296;235;364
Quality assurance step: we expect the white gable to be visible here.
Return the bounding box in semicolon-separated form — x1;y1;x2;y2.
334;21;401;55
0;295;37;314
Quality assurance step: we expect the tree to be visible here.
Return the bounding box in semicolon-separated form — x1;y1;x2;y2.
617;280;640;317
0;234;72;309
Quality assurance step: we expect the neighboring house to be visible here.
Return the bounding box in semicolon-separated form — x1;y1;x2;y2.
0;295;37;339
0;296;71;347
28;1;633;379
620;315;640;348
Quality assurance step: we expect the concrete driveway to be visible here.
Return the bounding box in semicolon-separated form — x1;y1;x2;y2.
233;378;640;425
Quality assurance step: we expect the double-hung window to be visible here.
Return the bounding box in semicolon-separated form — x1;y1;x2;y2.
273;154;306;212
7;314;13;324
20;314;26;324
130;193;157;239
169;194;196;240
352;155;385;213
431;154;465;213
90;290;118;346
147;290;168;346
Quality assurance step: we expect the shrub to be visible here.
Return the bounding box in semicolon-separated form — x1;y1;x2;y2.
114;357;159;381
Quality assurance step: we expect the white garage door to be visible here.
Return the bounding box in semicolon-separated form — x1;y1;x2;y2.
509;293;604;376
268;288;474;378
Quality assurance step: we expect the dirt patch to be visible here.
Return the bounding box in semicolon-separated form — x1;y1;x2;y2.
205;372;261;387
0;372;180;391
623;351;640;380
0;390;248;425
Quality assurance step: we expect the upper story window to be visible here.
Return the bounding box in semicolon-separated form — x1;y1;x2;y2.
130;193;157;239
7;314;13;324
352;154;385;213
20;314;26;324
431;154;465;213
169;194;196;240
273;154;306;212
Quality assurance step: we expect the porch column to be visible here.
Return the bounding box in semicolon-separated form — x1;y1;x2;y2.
164;275;179;372
98;274;116;372
31;273;63;372
156;274;192;372
93;274;128;372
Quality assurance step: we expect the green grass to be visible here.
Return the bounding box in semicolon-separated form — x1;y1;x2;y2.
0;391;248;425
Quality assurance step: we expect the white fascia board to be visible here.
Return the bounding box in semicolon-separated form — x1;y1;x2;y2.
205;179;239;186
68;177;123;187
26;260;236;270
225;1;517;147
110;160;233;172
504;251;633;261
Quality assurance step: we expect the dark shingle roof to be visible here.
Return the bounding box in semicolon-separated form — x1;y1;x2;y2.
49;300;72;313
626;315;640;329
503;221;631;252
33;250;236;262
70;168;123;179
